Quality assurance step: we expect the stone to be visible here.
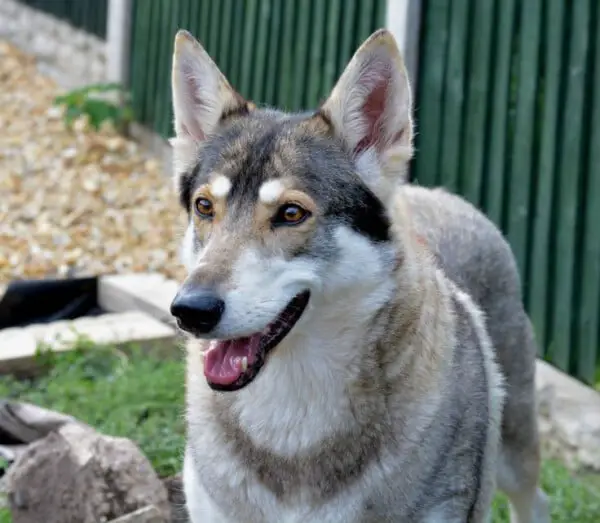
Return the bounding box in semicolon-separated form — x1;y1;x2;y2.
536;359;600;471
0;311;176;376
162;474;189;523
4;423;171;523
98;273;179;326
108;505;165;523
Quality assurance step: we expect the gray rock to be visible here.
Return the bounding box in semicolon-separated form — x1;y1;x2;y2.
4;423;171;523
162;474;189;523
108;505;165;523
536;360;600;471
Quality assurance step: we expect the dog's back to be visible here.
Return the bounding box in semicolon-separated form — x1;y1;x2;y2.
402;185;550;522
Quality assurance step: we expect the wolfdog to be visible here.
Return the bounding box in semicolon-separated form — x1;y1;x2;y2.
169;28;550;523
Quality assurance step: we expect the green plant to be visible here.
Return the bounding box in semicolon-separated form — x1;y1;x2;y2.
53;82;133;131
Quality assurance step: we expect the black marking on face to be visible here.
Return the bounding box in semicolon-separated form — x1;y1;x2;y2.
330;184;391;243
179;162;200;212
219;100;251;123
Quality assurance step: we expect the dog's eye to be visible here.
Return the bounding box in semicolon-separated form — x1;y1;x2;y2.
194;197;214;218
273;204;310;226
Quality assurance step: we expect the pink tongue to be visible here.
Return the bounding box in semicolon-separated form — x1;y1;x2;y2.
204;334;262;385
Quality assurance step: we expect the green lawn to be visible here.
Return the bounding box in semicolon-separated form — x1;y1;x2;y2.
0;342;598;522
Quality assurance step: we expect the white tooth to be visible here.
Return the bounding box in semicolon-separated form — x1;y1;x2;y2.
241;357;248;371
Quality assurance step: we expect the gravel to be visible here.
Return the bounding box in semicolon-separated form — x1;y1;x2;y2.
0;41;187;292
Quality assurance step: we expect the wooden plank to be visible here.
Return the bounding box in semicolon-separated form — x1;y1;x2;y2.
198;0;211;47
321;0;343;95
437;0;469;191
207;0;220;59
277;0;297;109
291;0;311;111
551;0;591;373
336;0;357;77
188;0;202;38
239;0;259;99
527;0;565;354
263;0;283;105
218;0;234;78
356;0;375;46
250;0;271;103
460;0;494;206
506;0;543;284
411;0;449;187
227;0;246;89
157;0;179;137
142;0;161;132
576;5;600;384
482;0;516;226
306;0;327;108
129;0;150;124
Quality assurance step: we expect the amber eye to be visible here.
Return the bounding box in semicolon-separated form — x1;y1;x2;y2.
273;203;310;226
194;197;214;218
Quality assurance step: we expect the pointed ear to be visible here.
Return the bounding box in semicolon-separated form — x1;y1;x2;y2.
320;29;414;187
171;30;249;143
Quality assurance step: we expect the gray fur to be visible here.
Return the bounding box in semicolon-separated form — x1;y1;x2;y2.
170;28;549;523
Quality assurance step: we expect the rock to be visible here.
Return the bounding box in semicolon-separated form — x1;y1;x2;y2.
536;360;600;471
162;474;189;523
4;423;171;523
0;400;80;443
108;505;165;523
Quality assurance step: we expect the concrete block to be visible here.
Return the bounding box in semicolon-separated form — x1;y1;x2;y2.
98;273;179;326
0;311;176;376
536;359;600;471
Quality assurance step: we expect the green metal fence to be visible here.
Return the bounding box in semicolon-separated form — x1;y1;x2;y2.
129;0;386;138
413;0;600;384
17;0;108;38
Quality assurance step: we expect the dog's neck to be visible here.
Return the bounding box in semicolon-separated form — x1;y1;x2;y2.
221;269;395;456
217;242;450;458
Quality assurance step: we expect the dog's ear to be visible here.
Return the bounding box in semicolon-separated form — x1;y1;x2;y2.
171;30;248;143
320;29;413;190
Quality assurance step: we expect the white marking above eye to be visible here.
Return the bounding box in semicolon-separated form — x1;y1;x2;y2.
259;179;285;204
210;175;232;198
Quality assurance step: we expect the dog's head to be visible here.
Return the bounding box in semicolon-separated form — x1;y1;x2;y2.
169;29;414;392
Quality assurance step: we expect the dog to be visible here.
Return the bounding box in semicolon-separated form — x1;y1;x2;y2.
168;28;551;523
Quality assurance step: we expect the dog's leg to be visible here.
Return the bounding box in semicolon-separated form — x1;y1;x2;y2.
496;446;551;523
485;309;550;523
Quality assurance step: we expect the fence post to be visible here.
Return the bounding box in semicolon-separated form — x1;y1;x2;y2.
385;0;422;91
106;0;132;86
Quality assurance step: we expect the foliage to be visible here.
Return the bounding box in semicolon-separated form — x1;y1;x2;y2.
53;83;133;131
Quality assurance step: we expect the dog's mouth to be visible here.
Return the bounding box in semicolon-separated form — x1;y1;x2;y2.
203;291;310;391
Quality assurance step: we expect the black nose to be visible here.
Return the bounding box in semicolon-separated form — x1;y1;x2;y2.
170;287;225;335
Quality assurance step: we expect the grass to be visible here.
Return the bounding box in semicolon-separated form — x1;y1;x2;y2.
0;341;599;522
0;339;186;477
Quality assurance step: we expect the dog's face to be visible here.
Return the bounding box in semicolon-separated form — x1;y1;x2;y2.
169;29;413;392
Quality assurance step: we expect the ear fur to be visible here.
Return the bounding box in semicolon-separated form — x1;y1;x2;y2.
320;29;414;195
170;30;248;177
